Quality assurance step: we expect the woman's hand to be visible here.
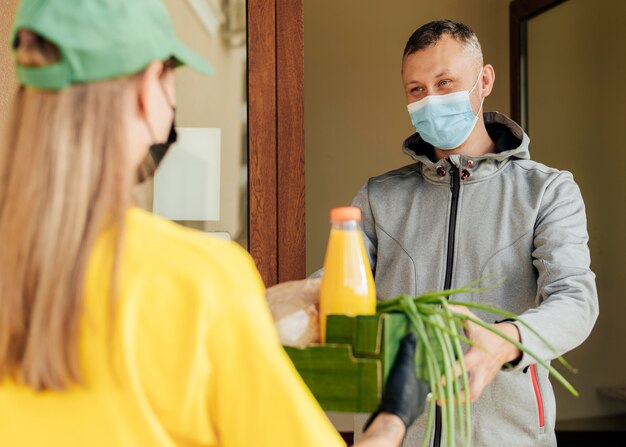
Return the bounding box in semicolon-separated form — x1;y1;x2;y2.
357;332;430;446
353;413;406;447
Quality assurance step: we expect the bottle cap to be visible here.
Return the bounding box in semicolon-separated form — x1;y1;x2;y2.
330;206;361;222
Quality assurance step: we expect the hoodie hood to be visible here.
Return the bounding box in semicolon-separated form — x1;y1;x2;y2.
402;111;530;182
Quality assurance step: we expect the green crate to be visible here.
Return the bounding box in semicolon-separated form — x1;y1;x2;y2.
283;313;410;413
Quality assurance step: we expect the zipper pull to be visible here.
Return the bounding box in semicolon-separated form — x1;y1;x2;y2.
449;164;459;192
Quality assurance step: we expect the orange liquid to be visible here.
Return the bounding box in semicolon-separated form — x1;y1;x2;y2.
319;228;376;343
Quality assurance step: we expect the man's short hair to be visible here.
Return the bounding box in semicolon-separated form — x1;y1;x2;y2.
403;19;483;65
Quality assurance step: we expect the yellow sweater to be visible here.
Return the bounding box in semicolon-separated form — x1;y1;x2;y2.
0;208;346;447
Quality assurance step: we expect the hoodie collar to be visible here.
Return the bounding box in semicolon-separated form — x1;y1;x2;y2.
402;111;530;183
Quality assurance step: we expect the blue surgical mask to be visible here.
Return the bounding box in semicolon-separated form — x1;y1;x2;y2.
407;70;484;150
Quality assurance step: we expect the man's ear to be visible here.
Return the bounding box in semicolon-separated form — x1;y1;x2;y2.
136;60;165;120
481;64;496;97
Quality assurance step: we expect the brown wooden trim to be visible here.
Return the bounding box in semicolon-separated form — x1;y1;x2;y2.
248;0;278;286
510;0;567;125
511;0;568;20
509;1;522;124
248;0;305;286
276;0;305;282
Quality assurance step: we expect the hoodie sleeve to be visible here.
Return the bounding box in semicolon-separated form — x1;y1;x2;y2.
351;179;379;276
512;171;599;369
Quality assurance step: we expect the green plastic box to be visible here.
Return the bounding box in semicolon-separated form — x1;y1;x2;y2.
283;313;410;413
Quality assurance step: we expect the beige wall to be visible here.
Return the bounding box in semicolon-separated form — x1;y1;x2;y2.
528;0;626;422
305;0;511;274
157;1;248;245
0;0;18;131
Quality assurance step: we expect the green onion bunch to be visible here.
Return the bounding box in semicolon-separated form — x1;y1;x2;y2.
375;277;577;447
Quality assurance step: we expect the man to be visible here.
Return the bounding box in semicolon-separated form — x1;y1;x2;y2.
348;20;598;446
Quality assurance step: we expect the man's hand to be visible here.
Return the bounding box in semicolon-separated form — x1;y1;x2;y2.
449;305;522;403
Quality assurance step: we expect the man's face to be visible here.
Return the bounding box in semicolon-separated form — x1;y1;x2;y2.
401;35;482;105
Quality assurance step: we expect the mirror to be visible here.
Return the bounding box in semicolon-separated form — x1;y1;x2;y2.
520;0;626;428
305;0;626;437
134;0;248;248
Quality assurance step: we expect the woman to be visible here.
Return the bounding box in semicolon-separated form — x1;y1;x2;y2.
0;1;426;446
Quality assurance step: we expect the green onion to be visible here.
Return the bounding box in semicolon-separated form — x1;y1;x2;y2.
376;277;577;447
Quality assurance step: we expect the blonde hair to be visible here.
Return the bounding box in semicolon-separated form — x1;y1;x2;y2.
0;30;137;390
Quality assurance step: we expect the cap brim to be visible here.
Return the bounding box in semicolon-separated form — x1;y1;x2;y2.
172;39;215;76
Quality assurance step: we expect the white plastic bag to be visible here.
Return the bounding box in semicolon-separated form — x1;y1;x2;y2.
266;278;321;347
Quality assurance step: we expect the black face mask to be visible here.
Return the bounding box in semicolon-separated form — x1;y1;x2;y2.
136;78;178;184
136;115;177;184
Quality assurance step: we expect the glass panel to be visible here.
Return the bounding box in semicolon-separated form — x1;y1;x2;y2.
526;0;626;420
133;0;248;248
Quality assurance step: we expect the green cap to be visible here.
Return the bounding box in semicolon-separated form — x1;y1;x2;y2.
11;0;215;90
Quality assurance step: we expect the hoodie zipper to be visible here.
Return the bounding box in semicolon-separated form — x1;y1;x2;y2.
444;163;460;290
434;161;461;447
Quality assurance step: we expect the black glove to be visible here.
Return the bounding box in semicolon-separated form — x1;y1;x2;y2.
363;332;430;431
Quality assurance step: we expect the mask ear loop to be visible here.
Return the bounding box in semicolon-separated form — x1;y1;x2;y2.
144;79;177;145
468;68;483;95
469;68;485;118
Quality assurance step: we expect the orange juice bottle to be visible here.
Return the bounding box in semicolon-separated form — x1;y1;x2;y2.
319;206;376;343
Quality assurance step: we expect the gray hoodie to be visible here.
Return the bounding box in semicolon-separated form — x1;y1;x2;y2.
350;112;599;446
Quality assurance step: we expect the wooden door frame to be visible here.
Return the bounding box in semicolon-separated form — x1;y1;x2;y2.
510;0;568;128
248;0;305;287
